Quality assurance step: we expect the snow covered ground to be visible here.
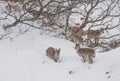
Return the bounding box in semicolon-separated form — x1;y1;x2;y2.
0;30;120;81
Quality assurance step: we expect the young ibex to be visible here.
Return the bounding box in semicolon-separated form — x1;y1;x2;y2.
75;44;95;64
46;47;60;62
87;28;104;45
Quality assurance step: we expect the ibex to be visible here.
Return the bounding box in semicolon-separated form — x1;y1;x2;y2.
87;28;104;46
66;26;85;40
46;47;60;62
75;43;95;64
72;23;86;37
68;32;83;44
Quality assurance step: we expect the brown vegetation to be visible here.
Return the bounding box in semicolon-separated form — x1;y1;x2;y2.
5;4;20;11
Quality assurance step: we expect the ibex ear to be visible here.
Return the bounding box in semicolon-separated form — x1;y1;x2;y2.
101;28;104;33
100;28;104;30
57;48;60;53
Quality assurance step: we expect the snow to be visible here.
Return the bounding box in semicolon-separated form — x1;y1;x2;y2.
0;30;120;81
0;0;120;81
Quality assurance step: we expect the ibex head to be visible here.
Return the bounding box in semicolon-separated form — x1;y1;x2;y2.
100;28;104;33
54;48;60;62
75;43;80;50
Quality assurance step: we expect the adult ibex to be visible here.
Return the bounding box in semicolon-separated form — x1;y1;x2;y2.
87;28;104;46
68;32;84;44
67;26;85;38
46;47;60;62
75;44;95;64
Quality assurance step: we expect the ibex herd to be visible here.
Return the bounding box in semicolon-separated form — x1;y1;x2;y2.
46;25;104;64
67;25;104;46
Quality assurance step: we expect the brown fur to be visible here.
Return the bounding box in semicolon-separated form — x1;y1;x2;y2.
46;47;60;62
75;27;86;37
69;32;83;44
66;27;85;40
5;5;20;11
87;28;104;45
75;44;95;64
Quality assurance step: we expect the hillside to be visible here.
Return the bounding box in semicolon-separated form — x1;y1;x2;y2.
0;0;120;81
0;30;120;81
